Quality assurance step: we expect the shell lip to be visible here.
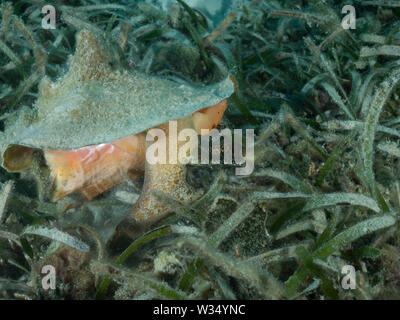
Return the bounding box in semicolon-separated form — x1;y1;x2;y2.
3;75;234;152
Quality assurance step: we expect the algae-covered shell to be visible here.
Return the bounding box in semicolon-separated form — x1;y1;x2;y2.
2;29;234;153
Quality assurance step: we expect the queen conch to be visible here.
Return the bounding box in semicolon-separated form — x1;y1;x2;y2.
0;29;234;237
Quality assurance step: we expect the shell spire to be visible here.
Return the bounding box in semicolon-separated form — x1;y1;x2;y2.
68;29;115;82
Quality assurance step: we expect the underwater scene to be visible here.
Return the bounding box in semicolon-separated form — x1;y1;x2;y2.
1;0;400;302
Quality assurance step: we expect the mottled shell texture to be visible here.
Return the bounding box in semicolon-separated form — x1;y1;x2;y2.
2;29;234;152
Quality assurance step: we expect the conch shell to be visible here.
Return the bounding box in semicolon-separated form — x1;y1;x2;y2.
0;29;234;236
1;30;233;152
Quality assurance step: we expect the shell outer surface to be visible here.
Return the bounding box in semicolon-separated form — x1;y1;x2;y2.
3;29;234;151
